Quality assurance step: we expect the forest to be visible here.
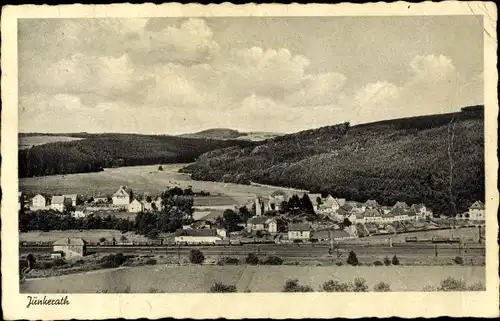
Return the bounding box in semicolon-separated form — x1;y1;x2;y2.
18;133;254;177
183;107;485;215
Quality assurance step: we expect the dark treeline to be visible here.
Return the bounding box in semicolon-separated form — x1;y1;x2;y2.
19;191;195;238
183;108;485;215
19;133;254;177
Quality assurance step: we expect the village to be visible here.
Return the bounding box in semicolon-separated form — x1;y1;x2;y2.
19;184;486;259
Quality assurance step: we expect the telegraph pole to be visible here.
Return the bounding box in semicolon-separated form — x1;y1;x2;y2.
434;243;438;257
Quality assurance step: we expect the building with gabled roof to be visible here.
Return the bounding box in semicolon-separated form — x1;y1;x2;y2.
287;223;311;241
112;186;130;206
53;237;87;258
469;201;485;221
174;228;224;245
128;199;143;213
364;199;380;208
393;201;409;210
246;216;277;233
31;194;47;210
50;195;66;212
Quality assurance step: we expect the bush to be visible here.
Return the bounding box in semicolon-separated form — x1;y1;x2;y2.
210;282;237;293
391;255;400;265
438;277;467;291
262;256;283;265
383;256;391;266
282;279;314;292
322;280;351;292
245;253;259;265
189;249;205;264
373;260;384;266
149;288;160;293
467;282;486;291
373;282;391;292
216;257;240;266
347;251;359;266
293;239;302;244
453;256;464;265
145;258;157;265
52;258;67;266
352;277;368;292
335;261;343;266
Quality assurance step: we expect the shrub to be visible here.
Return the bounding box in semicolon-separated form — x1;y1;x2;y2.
217;257;240;266
383;256;391;266
189;249;205;264
352;277;368;292
322;280;351;292
347;251;359;266
52;258;67;266
158;166;163;171
245;253;259;265
373;260;384;266
282;279;314;292
149;288;160;293
453;256;464;265
293;239;302;244
467;282;486;291
39;261;54;269
391;255;400;265
335;261;343;266
438;277;467;291
210;282;237;293
262;256;283;265
145;258;157;265
373;282;391;292
422;285;437;292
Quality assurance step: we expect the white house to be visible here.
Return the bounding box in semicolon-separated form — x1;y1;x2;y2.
128;199;143;213
142;201;153;212
246;216;277;233
410;204;428;220
31;194;46;210
53;237;87;258
318;195;345;214
112;186;130;206
174;229;223;245
287;223;311;241
469;201;485;221
50;196;65;212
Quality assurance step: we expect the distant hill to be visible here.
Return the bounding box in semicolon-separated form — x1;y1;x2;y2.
18;133;254;178
179;128;283;141
182;106;484;215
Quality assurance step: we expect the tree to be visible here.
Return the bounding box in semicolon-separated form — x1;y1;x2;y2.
209;282;237;293
26;254;36;270
342;217;352;227
189;249;205;264
347;251;359;266
282;279;314;292
352;277;368;292
238;206;252;222
158;165;164;171
383;256;391;266
373;282;391;292
391;255;400;265
245;253;259;265
300;194;315;214
322;280;351;292
219;209;241;232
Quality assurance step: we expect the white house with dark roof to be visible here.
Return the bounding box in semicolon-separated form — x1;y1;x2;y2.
469;201;485;221
128;199;143;213
287;223;311;241
50;195;65;212
53;237;87;258
246;216;277;233
112;186;130;206
31;194;47;210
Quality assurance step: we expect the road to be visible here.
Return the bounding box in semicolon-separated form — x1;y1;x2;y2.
20;243;485;258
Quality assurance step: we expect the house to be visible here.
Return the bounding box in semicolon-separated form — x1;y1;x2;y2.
112;186;130;206
63;194;77;206
287;223;311;241
410;204;428;220
31;194;47;210
318;195;345;214
390;207;409;221
469;201;485;221
246;216;277;233
392;201;409;210
267;190;288;211
53;237;87;258
128;199;143;213
380;206;391;215
174;229;223;245
142;201;153;212
50;196;66;212
362;208;383;223
364;199;380;209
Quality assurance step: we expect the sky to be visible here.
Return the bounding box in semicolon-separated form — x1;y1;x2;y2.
18;16;484;134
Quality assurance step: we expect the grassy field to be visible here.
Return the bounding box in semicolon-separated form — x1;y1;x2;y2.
19;164;292;205
20;230;148;244
20;265;485;293
19;135;83;150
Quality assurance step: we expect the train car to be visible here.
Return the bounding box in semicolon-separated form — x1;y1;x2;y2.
405;236;418;242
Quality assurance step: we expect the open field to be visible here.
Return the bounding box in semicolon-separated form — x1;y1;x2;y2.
20;265;485;293
19;135;83;149
19;164;294;205
20;230;149;244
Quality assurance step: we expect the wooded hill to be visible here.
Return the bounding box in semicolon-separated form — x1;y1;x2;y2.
18;133;254;178
183;106;485;215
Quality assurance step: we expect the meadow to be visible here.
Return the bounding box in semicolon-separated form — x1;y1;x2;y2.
19;164;295;205
18;135;83;149
20;230;149;244
20;265;485;293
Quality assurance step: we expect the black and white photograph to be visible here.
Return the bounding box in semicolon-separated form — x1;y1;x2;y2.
1;2;498;319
